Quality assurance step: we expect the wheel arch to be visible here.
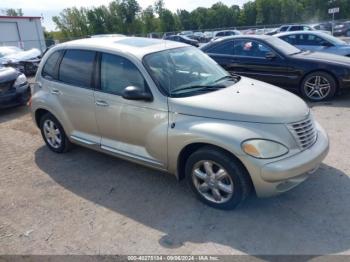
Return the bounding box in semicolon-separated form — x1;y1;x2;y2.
34;108;64;130
35;108;50;127
176;142;255;193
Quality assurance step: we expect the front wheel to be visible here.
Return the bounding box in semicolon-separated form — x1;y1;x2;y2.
300;71;336;102
185;147;252;210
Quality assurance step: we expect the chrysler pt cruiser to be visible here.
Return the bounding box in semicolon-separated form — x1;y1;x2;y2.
30;37;329;209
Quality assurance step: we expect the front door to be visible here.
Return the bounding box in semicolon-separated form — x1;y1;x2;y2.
94;52;168;169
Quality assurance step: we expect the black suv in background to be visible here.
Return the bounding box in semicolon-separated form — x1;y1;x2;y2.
334;22;350;37
0;67;30;109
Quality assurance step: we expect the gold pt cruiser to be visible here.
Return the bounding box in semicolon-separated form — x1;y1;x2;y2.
30;37;329;209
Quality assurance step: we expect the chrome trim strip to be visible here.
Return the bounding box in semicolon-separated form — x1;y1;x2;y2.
101;145;164;167
70;135;96;145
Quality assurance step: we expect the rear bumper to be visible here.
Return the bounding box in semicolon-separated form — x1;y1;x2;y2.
253;124;329;197
0;84;30;109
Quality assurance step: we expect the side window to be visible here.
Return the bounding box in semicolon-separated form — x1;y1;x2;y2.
58;49;96;88
100;53;146;95
290;26;302;31
281;35;297;45
298;34;324;46
279;26;288;32
42;51;62;80
207;41;234;55
234;40;273;58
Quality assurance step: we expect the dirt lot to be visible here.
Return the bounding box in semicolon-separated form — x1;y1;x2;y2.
0;87;350;255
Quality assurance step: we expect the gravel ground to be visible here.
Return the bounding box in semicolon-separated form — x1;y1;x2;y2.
0;83;350;255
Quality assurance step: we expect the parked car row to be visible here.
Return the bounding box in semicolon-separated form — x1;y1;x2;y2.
162;20;350;44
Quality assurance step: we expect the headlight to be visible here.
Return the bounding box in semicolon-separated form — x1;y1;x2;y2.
242;139;288;159
14;73;27;87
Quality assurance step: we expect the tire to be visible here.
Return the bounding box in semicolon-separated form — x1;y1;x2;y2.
300;71;336;102
185;146;252;210
39;113;72;153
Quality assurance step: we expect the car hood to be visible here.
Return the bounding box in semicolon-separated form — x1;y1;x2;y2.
0;67;19;83
292;50;350;66
168;77;309;124
0;48;41;64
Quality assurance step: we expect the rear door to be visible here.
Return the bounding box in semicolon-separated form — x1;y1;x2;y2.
48;49;100;145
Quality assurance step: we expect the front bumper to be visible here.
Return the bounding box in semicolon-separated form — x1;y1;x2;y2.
0;83;30;109
250;124;329;197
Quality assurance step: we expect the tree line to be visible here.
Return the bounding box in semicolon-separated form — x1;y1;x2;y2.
47;0;350;39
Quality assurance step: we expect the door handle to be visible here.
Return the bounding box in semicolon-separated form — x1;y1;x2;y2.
95;100;109;107
51;89;61;95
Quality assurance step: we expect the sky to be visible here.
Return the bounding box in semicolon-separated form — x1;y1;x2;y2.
0;0;248;31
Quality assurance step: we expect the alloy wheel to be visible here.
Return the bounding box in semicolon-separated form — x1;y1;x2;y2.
43;119;62;149
304;75;331;100
192;160;234;204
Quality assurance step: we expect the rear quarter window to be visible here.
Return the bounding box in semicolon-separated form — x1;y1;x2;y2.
42;51;62;80
58;49;96;88
207;41;234;55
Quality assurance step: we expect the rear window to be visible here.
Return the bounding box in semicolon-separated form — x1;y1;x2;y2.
42;51;62;80
58;50;96;88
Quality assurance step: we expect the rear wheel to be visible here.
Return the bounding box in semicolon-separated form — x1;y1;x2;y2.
39;113;71;153
186;147;252;210
300;71;336;102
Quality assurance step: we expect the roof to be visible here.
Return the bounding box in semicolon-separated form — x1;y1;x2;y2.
275;31;328;37
58;37;188;58
0;16;41;19
211;34;271;43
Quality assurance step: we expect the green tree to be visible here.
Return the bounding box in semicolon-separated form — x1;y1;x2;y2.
159;9;176;32
1;8;23;16
141;6;157;33
177;9;192;30
52;7;90;38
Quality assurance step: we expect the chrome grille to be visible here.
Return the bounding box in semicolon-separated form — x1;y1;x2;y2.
288;116;317;150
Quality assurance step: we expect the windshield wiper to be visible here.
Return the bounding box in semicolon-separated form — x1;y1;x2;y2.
171;84;225;95
214;75;240;83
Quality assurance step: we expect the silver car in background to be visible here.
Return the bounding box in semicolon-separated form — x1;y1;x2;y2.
277;31;350;57
30;37;329;209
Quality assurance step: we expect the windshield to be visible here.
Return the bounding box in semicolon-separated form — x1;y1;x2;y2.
143;47;237;97
267;37;301;55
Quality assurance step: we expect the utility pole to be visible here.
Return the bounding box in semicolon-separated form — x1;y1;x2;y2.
328;0;339;36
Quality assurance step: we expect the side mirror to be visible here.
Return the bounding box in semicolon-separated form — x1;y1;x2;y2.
122;86;153;102
265;52;277;59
